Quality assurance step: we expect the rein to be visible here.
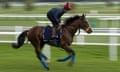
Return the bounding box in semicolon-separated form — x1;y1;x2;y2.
76;23;81;36
77;29;80;36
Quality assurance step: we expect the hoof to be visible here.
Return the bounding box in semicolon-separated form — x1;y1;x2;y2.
68;62;74;67
46;67;50;71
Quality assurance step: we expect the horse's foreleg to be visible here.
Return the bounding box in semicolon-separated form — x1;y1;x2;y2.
57;46;75;65
57;55;71;62
69;50;75;65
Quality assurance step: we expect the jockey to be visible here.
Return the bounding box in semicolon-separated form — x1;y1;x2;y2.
47;2;72;38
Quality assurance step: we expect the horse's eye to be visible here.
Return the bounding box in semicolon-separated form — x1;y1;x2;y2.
83;22;88;25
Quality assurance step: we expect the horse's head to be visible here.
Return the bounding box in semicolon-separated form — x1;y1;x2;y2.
64;14;92;34
79;14;92;33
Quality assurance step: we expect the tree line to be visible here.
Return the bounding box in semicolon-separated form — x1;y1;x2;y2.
1;0;35;11
1;0;118;11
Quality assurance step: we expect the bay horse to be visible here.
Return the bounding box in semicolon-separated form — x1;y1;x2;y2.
12;14;92;70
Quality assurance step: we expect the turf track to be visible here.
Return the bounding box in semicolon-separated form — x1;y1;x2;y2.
0;43;120;72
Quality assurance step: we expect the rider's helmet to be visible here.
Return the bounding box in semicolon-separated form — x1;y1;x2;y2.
64;2;72;10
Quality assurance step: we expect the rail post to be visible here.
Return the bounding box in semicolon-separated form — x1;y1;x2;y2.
109;28;118;61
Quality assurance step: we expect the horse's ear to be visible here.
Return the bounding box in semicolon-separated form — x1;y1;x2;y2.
81;14;85;19
82;14;86;17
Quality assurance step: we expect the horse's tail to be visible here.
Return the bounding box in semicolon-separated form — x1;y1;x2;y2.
12;30;28;49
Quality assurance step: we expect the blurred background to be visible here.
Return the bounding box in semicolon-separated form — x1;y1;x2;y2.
0;0;120;72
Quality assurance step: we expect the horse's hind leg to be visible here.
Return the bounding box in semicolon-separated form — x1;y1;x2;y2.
30;40;49;70
40;42;49;61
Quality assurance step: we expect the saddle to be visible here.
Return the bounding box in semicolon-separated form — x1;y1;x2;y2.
43;25;62;42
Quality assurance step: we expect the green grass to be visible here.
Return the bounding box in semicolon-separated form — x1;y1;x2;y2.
0;35;15;40
0;21;38;27
0;17;120;28
0;43;120;72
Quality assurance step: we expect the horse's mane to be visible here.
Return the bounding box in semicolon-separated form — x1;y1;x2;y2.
64;15;81;25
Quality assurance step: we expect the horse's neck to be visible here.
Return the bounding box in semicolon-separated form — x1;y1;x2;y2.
64;22;79;37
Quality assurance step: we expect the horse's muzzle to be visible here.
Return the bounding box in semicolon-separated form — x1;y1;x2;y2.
85;27;93;34
87;29;92;34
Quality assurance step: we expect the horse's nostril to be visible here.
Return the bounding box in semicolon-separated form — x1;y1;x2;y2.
87;29;92;34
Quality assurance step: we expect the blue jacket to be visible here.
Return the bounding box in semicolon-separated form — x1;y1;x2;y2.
47;8;66;27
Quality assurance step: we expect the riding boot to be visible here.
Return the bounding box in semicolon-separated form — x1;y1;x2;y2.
52;27;58;46
52;24;62;46
57;24;62;31
52;24;62;38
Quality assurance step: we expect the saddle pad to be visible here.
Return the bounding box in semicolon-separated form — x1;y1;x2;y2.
43;25;62;41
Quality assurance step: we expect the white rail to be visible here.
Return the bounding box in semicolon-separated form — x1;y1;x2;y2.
0;27;119;61
0;31;120;46
0;14;120;18
0;32;120;36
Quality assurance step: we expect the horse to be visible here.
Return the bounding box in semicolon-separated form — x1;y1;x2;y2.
12;14;92;70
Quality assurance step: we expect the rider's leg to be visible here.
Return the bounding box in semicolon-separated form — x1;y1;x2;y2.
52;27;57;38
52;23;62;38
56;23;62;31
51;27;58;46
52;23;63;38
